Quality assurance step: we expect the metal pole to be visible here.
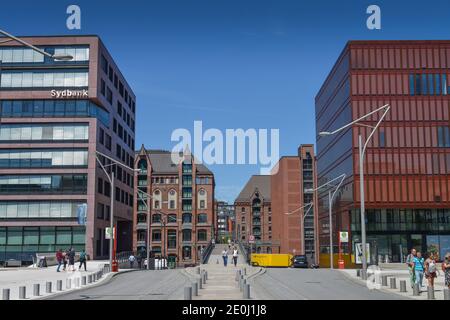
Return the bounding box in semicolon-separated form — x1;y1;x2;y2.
329;190;333;269
110;171;115;270
146;189;151;270
359;135;367;272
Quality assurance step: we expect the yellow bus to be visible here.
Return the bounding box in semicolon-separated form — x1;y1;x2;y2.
250;254;293;267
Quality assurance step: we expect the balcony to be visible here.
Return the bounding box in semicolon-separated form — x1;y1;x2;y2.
136;222;147;230
252;211;261;217
136;241;146;247
252;221;261;226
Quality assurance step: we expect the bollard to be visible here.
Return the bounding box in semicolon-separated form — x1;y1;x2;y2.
243;268;247;276
198;277;203;290
413;284;420;296
184;286;192;300
427;286;435;300
46;282;52;293
235;271;240;281
33;284;40;296
400;280;407;293
88;274;92;284
196;267;201;275
444;288;450;300
381;275;388;287
205;271;208;280
361;269;367;280
203;271;207;284
57;280;63;291
243;283;250;299
75;278;80;288
240;279;246;292
2;289;10;300
66;278;72;289
390;278;397;290
356;269;361;277
192;282;198;296
19;286;26;299
82;276;87;285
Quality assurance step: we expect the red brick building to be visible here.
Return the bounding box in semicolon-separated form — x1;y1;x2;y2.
133;147;215;267
316;40;450;264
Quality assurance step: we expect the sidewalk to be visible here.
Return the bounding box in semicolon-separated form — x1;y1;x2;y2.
340;267;448;300
0;260;111;300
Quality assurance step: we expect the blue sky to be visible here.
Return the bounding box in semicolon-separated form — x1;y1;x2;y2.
2;0;450;202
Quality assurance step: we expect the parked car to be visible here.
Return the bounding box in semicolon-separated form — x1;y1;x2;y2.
292;255;308;268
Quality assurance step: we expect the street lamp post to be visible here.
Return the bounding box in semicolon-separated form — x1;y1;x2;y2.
136;188;152;270
283;202;313;256
0;28;73;61
96;151;138;272
319;104;390;273
305;174;346;269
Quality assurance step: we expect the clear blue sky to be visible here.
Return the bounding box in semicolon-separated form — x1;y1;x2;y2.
2;0;450;202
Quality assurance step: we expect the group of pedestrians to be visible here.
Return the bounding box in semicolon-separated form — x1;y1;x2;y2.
406;248;450;290
56;248;88;272
222;245;239;267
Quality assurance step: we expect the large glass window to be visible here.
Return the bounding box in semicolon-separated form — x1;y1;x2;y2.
0;149;88;169
1;71;88;88
182;229;192;242
0;124;88;142
0;201;86;219
0;175;87;194
197;229;207;241
0;47;89;64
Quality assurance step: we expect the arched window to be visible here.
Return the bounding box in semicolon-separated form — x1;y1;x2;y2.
168;189;177;210
137;159;147;173
152;189;162;209
182;246;192;260
197;189;207;209
197;213;208;224
197;229;207;241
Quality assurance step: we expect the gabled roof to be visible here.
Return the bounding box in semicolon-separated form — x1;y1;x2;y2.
235;175;271;202
136;148;213;175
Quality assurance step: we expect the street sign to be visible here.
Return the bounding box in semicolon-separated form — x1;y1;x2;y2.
105;227;114;240
339;232;349;243
355;243;371;264
249;235;255;244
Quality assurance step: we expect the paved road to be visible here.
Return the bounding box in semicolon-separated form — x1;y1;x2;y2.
251;268;407;300
48;269;190;300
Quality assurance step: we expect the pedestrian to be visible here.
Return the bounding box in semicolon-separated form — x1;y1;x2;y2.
63;249;68;271
413;251;425;288
137;255;142;269
129;254;136;269
144;258;148;269
232;248;238;267
78;249;87;271
222;249;228;267
56;249;63;272
406;248;417;288
442;253;450;289
68;247;76;272
424;253;438;288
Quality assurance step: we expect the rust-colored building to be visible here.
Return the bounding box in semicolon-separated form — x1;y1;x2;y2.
0;36;136;262
235;175;275;253
316;40;450;264
133;147;215;267
271;145;318;262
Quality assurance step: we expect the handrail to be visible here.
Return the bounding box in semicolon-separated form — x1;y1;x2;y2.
237;241;250;264
201;240;214;264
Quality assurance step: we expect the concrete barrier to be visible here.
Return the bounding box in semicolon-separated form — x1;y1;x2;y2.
19;286;26;299
444;288;450;300
427;286;435;300
82;276;87;285
413;284;420;296
2;288;10;300
88;274;92;284
243;283;250;299
33;284;40;296
66;278;72;289
184;286;192;300
46;282;52;293
192;282;198;296
390;278;397;290
381;275;388;287
400;280;407;293
57;280;63;291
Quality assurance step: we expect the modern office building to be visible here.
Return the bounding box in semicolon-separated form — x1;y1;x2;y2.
271;145;318;262
215;200;235;242
235;175;277;253
0;36;136;264
133;147;215;267
315;40;450;264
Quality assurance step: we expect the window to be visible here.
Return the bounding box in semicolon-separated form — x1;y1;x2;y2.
168;214;177;223
97;178;103;194
379;130;386;148
182;246;192;260
167;230;177;248
182;213;192;224
197;189;207;209
153;190;162;209
152;214;161;224
168;189;177;210
182;229;192;242
0;124;89;142
0;202;86;219
100;79;106;96
437;127;450;147
197;229;207;241
152;230;161;242
105;134;112;151
198;214;207;224
97;203;104;219
0;149;88;169
106;87;113;104
101;55;108;74
410;73;448;96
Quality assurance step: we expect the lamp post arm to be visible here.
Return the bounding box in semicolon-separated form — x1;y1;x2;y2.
330;174;346;203
95;155;112;185
362;105;391;155
0;28;55;59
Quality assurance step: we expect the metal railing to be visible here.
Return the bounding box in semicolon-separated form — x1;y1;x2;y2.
236;241;250;264
201;240;214;264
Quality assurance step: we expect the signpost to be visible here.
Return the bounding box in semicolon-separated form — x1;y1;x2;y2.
338;232;348;269
355;243;371;265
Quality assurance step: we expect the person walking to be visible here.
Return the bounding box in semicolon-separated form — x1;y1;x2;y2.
413;251;425;288
406;248;417;288
56;249;63;272
232;248;238;267
137;255;142;269
68;247;76;272
424;253;438;288
62;249;68;271
129;254;136;269
78;249;87;271
222;249;228;267
442;253;450;289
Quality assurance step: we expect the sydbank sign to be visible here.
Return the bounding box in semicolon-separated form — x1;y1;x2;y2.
51;89;88;99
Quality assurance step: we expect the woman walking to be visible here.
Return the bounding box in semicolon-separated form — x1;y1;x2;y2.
222;248;228;267
424;253;438;288
232;247;238;267
413;251;425;288
443;253;450;289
